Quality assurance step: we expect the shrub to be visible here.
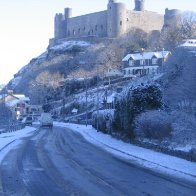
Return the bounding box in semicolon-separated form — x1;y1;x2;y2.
134;110;172;139
113;83;163;138
92;109;114;133
170;111;196;145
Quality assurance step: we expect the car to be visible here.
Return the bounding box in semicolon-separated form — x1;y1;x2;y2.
24;116;33;126
40;112;53;128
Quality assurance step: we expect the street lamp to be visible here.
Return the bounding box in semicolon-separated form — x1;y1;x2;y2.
140;48;145;76
85;74;88;127
161;48;165;73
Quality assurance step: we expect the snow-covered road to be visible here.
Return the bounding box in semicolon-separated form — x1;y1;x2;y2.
55;122;196;184
0;123;195;195
0;126;36;163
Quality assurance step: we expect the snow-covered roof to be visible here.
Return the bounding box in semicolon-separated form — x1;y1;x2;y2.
103;93;116;104
72;108;78;113
6;99;20;107
105;69;123;77
13;94;30;102
122;51;170;62
179;39;196;47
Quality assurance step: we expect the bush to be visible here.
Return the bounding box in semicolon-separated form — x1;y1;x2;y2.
170;111;196;145
92;109;114;133
134;110;172;139
113;83;163;138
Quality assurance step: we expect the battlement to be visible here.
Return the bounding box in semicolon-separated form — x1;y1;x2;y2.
134;0;145;11
164;8;182;27
52;0;177;42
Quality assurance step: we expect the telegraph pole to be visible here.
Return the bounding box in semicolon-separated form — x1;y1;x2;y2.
96;66;99;131
85;75;88;127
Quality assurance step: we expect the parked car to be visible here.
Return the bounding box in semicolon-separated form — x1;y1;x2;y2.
24;116;33;126
40;112;53;128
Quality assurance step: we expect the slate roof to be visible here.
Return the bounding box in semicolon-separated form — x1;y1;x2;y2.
122;51;170;62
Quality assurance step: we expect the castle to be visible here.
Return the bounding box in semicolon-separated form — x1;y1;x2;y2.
52;0;181;42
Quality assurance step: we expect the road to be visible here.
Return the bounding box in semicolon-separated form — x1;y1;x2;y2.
0;126;195;196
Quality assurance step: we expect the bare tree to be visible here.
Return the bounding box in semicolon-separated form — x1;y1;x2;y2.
160;11;196;50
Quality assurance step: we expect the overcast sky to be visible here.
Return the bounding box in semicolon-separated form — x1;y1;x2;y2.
0;0;195;84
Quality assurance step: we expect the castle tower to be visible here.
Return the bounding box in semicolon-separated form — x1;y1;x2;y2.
64;8;72;37
54;13;65;39
54;8;72;39
107;0;127;37
164;8;182;28
134;0;145;11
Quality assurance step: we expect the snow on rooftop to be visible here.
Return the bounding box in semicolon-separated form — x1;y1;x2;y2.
6;99;20;107
122;51;170;61
179;39;196;47
14;94;30;101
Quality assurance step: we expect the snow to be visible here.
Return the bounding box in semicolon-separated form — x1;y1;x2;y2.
122;51;170;61
55;122;196;183
0;127;36;163
14;94;30;102
49;41;91;51
179;39;196;47
11;76;22;88
6;99;20;107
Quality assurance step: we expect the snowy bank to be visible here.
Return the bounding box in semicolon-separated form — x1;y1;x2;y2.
0;127;36;163
55;122;196;184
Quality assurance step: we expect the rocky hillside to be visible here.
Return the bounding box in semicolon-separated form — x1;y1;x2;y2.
8;38;119;104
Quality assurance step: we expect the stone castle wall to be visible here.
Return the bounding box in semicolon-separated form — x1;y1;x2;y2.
126;10;164;33
53;1;180;41
67;11;107;38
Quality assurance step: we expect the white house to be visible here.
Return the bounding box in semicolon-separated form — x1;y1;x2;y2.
0;90;30;119
122;50;170;77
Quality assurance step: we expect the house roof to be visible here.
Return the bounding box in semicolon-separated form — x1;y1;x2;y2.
122;51;170;62
72;108;78;113
6;99;30;108
13;94;30;102
179;39;196;47
6;99;20;107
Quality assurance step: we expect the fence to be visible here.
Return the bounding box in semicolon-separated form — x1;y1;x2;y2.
0;123;26;134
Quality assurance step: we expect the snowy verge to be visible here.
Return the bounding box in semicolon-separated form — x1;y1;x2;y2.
54;122;196;183
0;126;37;163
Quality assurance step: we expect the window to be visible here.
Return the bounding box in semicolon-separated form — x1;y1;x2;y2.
95;25;98;31
83;27;86;31
101;25;103;30
127;18;129;22
140;59;145;65
78;28;80;34
129;60;134;66
120;21;122;26
152;58;158;65
73;30;75;35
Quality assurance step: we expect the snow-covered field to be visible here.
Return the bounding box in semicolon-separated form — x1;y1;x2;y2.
55;122;196;183
0;127;36;163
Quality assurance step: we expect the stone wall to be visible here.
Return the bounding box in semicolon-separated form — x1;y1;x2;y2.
67;11;107;38
126;10;164;33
